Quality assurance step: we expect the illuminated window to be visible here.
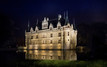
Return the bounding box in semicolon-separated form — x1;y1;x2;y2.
58;33;61;37
42;55;45;59
31;36;33;39
50;34;53;37
68;32;69;36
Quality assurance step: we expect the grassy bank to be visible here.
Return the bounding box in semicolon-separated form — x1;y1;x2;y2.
8;60;107;67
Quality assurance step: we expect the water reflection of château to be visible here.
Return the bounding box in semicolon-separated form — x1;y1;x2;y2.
25;50;77;61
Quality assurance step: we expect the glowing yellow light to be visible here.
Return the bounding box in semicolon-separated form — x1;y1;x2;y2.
34;50;38;53
23;50;27;52
57;44;61;49
29;50;32;54
57;51;61;56
41;50;46;55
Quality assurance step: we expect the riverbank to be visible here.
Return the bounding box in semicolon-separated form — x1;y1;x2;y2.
6;60;107;67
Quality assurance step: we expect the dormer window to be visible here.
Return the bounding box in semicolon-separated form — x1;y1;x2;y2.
42;17;48;29
58;26;61;29
43;25;46;27
35;26;39;32
57;21;61;29
50;27;52;30
68;26;70;28
43;24;47;27
67;23;70;28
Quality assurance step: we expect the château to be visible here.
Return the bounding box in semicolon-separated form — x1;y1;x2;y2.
25;13;77;49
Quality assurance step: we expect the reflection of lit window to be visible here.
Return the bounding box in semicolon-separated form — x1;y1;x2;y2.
31;36;33;39
42;55;45;59
58;33;61;37
35;55;37;58
50;56;52;59
58;56;61;59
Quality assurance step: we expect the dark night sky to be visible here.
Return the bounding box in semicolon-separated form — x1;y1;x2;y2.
0;0;107;32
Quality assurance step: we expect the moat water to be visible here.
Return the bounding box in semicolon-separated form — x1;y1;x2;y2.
0;49;107;66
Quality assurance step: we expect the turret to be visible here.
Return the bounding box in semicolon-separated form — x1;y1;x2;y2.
67;22;70;27
57;14;61;29
49;23;53;30
65;11;69;25
57;21;61;29
30;27;33;32
35;26;39;32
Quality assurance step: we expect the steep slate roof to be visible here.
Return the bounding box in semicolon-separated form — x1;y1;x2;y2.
37;18;66;30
